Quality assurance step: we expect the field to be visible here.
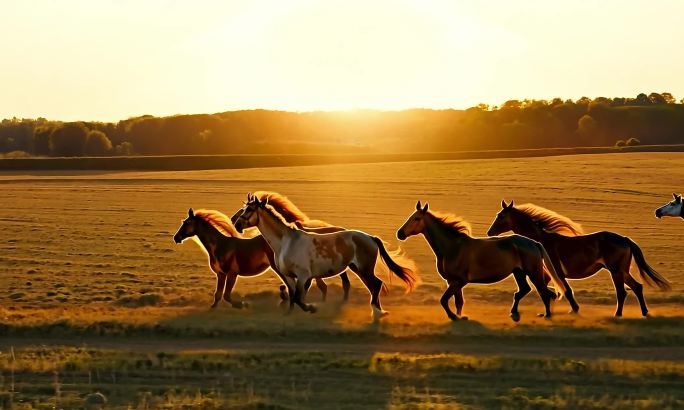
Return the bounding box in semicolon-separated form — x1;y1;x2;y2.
0;152;683;409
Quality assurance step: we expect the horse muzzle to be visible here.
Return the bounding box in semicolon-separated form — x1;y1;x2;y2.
655;209;663;219
396;230;407;241
173;234;182;244
234;221;244;233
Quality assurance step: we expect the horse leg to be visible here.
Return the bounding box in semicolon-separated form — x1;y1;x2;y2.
624;274;649;317
608;268;628;317
510;268;531;322
440;282;459;321
453;283;468;320
293;275;317;313
351;264;387;320
528;269;553;319
223;274;247;309
211;272;227;309
340;271;351;301
314;278;328;301
548;254;580;313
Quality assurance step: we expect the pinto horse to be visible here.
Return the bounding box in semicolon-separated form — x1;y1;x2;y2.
397;201;566;322
230;191;351;301
487;200;671;317
655;193;683;219
234;195;417;319
173;208;293;308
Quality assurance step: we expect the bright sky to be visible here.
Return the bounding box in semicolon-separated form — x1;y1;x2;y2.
2;0;683;121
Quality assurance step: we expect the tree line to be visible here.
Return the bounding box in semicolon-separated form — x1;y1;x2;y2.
1;92;683;157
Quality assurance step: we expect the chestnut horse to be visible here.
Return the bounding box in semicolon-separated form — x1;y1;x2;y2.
234;195;417;319
173;208;291;308
487;201;670;317
230;191;351;301
655;193;683;219
397;201;566;322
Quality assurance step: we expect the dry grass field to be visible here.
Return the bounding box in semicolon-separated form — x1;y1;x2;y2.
0;152;683;409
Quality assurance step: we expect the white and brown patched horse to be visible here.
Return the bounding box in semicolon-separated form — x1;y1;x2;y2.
229;191;351;301
655;193;683;220
397;201;566;322
233;195;417;320
173;208;288;309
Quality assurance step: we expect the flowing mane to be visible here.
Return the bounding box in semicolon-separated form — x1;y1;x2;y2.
253;191;309;223
261;204;298;229
194;209;243;238
429;211;472;236
515;203;584;236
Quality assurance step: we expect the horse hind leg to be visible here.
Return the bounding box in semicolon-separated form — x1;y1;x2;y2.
350;264;387;320
624;273;649;317
314;278;328;301
527;268;553;319
510;268;531;322
340;271;351;302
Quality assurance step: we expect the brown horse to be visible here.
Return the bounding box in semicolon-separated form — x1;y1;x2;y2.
173;208;293;308
234;195;417;319
487;200;671;317
397;201;566;322
230;191;351;301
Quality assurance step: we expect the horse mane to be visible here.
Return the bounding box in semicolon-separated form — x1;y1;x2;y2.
515;203;584;236
262;204;298;229
194;209;243;238
429;211;472;236
253;191;309;223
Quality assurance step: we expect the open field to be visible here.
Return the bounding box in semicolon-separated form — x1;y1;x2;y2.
1;152;683;408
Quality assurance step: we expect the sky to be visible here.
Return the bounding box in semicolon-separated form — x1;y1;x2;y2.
2;0;683;121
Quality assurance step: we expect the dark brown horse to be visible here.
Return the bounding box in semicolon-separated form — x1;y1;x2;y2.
173;208;298;308
397;201;566;322
230;191;351;301
487;201;671;317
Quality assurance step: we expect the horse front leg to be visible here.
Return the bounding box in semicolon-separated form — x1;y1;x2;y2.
510;269;531;322
211;272;227;309
293;274;317;313
223;274;247;308
440;282;459;321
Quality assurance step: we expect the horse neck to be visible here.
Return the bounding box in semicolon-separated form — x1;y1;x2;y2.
510;212;545;240
194;220;224;257
423;214;466;258
256;207;291;254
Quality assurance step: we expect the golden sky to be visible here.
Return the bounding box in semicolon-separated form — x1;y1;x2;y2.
2;0;683;121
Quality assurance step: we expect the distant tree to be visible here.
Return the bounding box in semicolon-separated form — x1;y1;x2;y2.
49;122;89;156
661;92;676;104
33;125;54;156
635;93;650;106
578;114;598;135
626;137;641;146
84;130;113;156
648;92;666;105
114;141;134;156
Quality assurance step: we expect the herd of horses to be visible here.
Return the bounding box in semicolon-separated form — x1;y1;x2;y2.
173;192;678;322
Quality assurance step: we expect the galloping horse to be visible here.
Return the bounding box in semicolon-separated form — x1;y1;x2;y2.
487;201;671;317
397;201;566;322
230;191;351;301
173;208;288;308
655;193;683;219
234;195;417;319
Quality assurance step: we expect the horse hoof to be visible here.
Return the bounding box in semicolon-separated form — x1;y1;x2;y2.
510;313;520;322
569;309;579;315
543;315;551;320
460;316;469;321
308;305;317;313
537;313;545;317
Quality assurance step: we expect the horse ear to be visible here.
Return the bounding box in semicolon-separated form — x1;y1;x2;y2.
508;200;514;209
188;208;194;218
501;199;507;209
423;202;429;212
260;198;268;207
416;200;422;211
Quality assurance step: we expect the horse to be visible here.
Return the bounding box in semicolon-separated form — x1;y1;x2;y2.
397;201;566;322
230;191;351;301
173;208;292;308
233;194;417;319
655;193;683;219
487;200;671;317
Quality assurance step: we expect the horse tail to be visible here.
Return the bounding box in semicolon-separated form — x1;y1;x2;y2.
536;242;566;299
627;238;671;290
371;236;418;292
